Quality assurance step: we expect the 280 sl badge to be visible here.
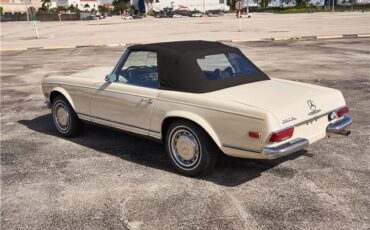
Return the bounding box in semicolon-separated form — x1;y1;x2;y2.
282;117;297;124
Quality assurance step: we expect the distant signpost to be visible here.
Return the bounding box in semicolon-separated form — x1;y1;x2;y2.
235;1;243;32
235;1;243;10
31;15;39;39
58;12;62;24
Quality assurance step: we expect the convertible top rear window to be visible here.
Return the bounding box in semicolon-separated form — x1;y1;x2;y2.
197;53;260;81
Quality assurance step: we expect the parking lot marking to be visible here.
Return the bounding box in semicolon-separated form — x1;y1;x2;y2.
316;35;343;39
1;48;28;52
1;33;369;53
43;45;76;50
357;33;370;38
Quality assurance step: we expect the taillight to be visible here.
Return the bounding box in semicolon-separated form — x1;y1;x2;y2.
337;106;349;118
249;131;261;139
269;127;294;143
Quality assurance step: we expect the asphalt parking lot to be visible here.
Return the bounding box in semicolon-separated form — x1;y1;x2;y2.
1;12;369;49
1;38;369;229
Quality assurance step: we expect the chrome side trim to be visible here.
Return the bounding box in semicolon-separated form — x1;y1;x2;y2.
222;144;262;153
43;82;98;90
327;115;352;134
263;138;309;158
77;112;161;133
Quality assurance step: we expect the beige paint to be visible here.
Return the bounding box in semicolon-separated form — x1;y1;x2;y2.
42;66;347;159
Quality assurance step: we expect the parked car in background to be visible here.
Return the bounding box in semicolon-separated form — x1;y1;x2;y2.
122;15;133;20
173;14;182;18
83;15;100;20
154;7;174;18
132;15;144;19
239;13;252;18
206;9;224;17
42;41;352;176
190;12;203;17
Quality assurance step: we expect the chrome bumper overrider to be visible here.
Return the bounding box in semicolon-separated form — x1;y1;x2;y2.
327;115;352;135
263;138;309;158
43;101;51;109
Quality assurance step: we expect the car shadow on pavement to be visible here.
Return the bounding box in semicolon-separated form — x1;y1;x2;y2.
19;114;308;187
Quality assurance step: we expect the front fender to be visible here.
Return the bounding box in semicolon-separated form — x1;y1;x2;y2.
50;86;76;110
164;111;222;148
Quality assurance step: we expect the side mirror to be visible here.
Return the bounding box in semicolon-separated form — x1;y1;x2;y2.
105;73;116;83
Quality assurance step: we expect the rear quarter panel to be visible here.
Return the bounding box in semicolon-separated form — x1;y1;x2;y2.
151;90;277;158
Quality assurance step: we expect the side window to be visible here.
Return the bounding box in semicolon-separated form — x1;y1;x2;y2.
118;51;159;89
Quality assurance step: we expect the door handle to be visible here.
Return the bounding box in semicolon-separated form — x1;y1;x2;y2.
141;98;153;104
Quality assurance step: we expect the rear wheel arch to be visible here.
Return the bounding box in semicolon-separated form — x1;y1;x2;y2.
161;114;222;148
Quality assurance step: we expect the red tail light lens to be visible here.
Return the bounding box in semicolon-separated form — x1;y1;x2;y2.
269;127;294;143
337;106;349;118
249;131;261;139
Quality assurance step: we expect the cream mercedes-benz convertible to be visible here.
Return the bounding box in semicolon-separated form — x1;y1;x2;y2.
42;41;352;176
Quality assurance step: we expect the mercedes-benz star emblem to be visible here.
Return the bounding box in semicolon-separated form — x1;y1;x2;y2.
307;100;316;111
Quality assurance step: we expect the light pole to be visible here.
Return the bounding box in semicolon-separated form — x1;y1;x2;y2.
24;0;29;22
246;0;249;15
332;0;334;12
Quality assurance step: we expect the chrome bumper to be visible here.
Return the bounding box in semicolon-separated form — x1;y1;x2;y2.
327;115;352;135
43;101;51;109
263;138;309;159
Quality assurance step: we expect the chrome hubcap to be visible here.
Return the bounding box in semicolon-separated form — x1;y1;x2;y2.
54;102;70;131
170;128;201;169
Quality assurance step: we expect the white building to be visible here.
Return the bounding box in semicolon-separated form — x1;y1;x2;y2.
57;0;101;11
130;0;229;12
153;0;229;11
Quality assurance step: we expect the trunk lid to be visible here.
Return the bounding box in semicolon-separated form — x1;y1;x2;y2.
208;79;345;127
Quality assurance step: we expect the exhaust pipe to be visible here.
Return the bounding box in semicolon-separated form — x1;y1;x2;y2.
337;130;351;136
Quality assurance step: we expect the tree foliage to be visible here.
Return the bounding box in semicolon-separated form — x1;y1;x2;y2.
258;0;273;8
41;0;52;12
98;5;109;14
112;0;130;13
57;6;67;13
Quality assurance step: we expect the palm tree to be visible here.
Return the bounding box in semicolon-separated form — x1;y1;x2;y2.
84;3;90;11
41;0;52;13
296;0;309;6
258;0;272;8
280;0;295;5
68;4;76;13
98;5;109;14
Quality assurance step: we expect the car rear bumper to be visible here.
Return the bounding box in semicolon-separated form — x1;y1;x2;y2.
326;115;352;135
263;138;309;159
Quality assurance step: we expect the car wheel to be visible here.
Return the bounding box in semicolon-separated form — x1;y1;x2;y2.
52;95;82;137
165;120;218;176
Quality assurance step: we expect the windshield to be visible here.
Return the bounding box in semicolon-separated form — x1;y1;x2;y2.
196;52;261;81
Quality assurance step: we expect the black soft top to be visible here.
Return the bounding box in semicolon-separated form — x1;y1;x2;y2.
128;41;270;93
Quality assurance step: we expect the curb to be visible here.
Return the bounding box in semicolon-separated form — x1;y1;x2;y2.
229;33;370;43
1;34;369;52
